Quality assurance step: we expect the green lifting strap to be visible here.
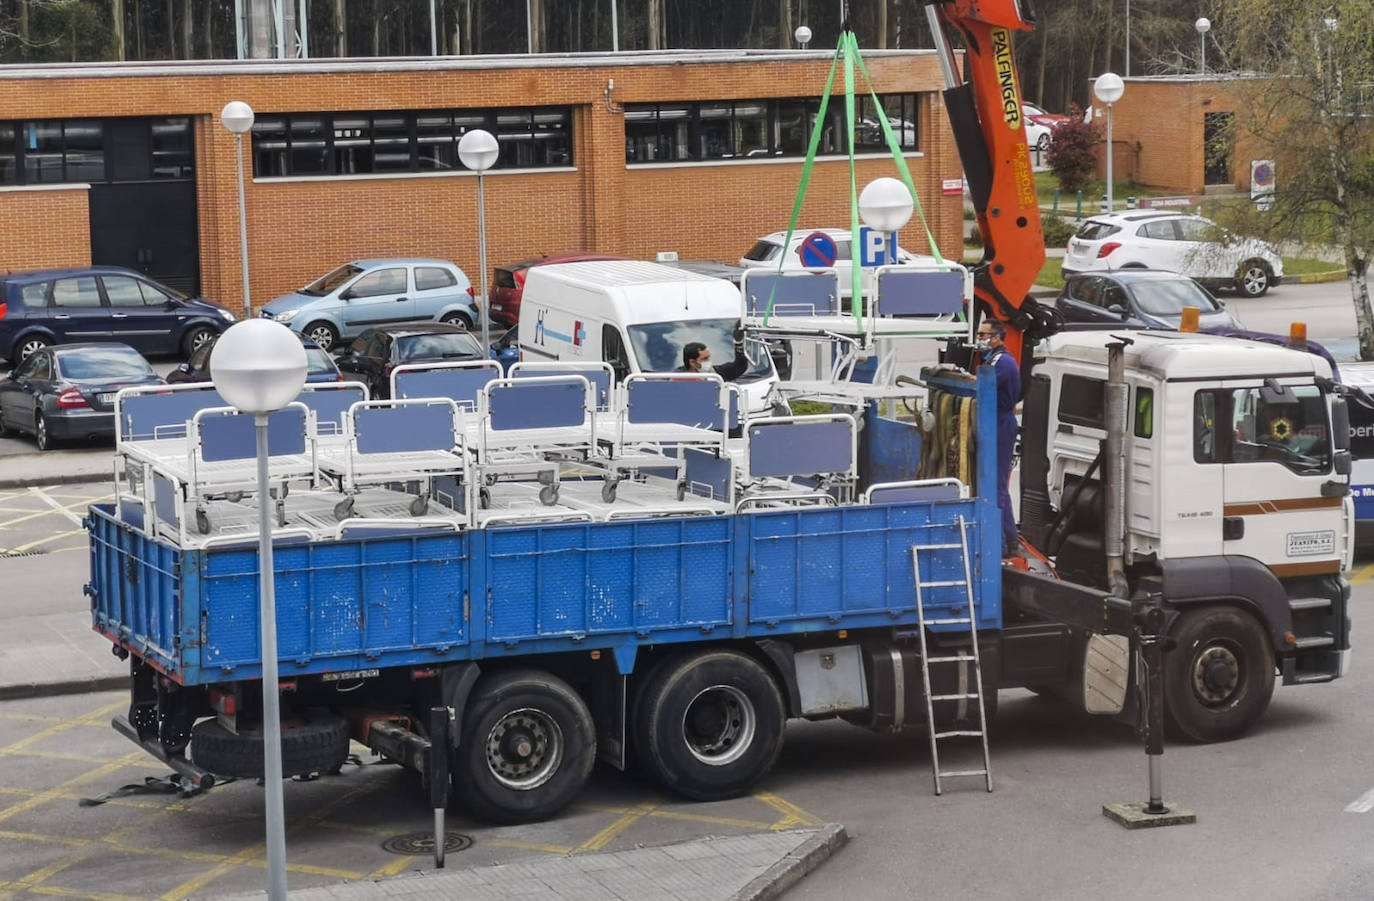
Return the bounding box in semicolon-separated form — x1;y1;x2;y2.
762;30;948;331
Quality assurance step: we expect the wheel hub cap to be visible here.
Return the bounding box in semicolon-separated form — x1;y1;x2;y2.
682;685;756;767
484;708;563;790
1193;646;1240;704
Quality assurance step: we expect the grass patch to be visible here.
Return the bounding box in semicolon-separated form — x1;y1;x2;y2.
1034;258;1065;291
1283;257;1345;276
789;400;831;416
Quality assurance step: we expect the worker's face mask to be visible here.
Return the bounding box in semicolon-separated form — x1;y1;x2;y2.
974;338;991;353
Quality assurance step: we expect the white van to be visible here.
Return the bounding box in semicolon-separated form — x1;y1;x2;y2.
517;260;779;415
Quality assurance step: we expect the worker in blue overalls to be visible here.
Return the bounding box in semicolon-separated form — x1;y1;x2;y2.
976;319;1020;558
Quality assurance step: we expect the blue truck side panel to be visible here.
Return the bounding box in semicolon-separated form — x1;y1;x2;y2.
86;368;1001;685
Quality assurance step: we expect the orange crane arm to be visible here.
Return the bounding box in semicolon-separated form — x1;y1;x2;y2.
925;1;1058;368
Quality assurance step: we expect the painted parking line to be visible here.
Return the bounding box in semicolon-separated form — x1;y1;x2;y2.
1345;787;1374;813
755;792;824;829
26;488;86;527
1349;563;1374;585
578;798;661;852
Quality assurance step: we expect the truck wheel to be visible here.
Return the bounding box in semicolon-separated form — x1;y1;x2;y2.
190;710;350;778
452;669;595;825
1164;606;1275;743
633;650;785;801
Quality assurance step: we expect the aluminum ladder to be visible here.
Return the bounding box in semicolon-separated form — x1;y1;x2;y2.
911;515;993;795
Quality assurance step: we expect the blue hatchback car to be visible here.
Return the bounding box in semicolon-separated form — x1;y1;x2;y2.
260;259;478;353
0;267;236;364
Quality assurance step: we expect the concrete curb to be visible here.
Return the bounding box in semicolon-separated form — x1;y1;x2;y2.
0;469;111;490
1296;270;1347;285
729;823;848;901
0;674;125;701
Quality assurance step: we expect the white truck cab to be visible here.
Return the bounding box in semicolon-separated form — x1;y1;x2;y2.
518;260;780;416
1020;329;1353;740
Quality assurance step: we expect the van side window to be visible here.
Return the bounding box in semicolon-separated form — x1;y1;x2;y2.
603;325;630;381
1134;387;1154;438
1058;374;1105;429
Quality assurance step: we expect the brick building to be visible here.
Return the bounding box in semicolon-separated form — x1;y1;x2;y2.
1092;75;1267;196
0;50;962;313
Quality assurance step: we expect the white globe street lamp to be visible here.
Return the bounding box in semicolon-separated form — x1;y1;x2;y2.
859;177;915;320
1195;17;1211;75
221;101;255;321
794;25;812;50
1093;73;1125;214
459;129;500;356
209;319;307;901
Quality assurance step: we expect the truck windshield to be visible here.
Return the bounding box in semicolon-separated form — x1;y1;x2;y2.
626;318;773;380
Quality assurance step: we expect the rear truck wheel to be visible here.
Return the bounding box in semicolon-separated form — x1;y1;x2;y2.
1237;259;1272;297
452;669;595;825
1164;606;1275;743
181;325;217;359
34;412;53;451
190;710;350;778
633;650;786;801
303;321;339;351
440;311;474;329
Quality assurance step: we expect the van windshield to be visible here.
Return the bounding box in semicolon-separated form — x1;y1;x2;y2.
627;318;773;380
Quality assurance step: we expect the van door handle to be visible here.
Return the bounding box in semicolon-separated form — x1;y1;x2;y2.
395;297;408;302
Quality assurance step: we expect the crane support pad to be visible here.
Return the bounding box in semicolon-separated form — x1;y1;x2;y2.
1002;567;1134;636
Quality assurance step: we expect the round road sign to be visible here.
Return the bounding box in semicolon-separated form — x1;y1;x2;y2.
798;231;838;268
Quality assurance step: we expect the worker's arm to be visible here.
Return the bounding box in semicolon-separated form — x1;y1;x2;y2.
713;322;749;382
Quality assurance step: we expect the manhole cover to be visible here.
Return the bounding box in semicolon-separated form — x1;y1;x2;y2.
382;831;473;856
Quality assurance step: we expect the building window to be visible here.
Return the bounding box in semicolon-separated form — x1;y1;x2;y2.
251;107;573;178
624;94;922;165
0;117;191;186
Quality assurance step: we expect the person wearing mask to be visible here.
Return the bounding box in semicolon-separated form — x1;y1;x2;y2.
977;319;1021;558
676;321;749;381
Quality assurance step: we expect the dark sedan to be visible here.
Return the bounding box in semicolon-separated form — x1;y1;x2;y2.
0;343;164;450
336;323;487;399
168;333;342;385
1054;270;1241;331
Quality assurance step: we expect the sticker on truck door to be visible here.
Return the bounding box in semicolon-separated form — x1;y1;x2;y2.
1287;530;1335;557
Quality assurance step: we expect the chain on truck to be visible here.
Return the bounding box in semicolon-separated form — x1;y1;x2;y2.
83;0;1350;827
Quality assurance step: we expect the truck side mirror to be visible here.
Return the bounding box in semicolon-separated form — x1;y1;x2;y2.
1334;449;1352;476
1261;378;1295;404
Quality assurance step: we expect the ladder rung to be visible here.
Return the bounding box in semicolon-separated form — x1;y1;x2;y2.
919;580;967;588
924;617;972;626
915;543;964;550
939;769;989;778
926;654;976;663
934;730;985;739
930;693;980;701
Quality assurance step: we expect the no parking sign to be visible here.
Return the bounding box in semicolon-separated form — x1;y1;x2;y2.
797;231;838;268
1251;159;1275;211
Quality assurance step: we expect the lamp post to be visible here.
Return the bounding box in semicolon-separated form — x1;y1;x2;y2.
794;25;812;50
1195;17;1211;75
221;102;255;321
1124;0;1131;77
209;320;307;901
458;129;499;355
1093;73;1125;214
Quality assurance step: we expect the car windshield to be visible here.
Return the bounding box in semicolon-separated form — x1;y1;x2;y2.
1129;280;1220;316
304;346;337;375
1075;221;1121;241
395;332;484;362
626;318;773;380
56;347;155;381
742;241;782;263
301;264;364;297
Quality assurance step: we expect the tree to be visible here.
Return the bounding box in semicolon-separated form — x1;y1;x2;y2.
1045;104;1099;194
1215;0;1374;358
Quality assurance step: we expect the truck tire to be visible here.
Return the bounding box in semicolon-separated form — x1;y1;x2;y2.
633;650;785;801
1164;606;1275;743
190;711;350;778
452;669;596;825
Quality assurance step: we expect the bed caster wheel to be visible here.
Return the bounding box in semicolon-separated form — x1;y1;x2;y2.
195;510;211;535
539;485;559;506
484;474;499;487
409;495;429;517
676;482;687;502
226;491;244;503
601;481;618;503
537;470;555;486
333;497;355;519
479;487;492;509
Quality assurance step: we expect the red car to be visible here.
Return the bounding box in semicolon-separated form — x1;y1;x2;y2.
488;252;628;327
1023;102;1072;133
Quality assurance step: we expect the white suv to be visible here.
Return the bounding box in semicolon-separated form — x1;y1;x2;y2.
1061;211;1283;297
740;229;936;297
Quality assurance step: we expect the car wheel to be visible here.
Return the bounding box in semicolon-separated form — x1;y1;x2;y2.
34;412;53;451
1237;260;1272;297
1036;133;1050;151
13;335;51;363
181;325;217;359
303;321;339;351
440;311;474;330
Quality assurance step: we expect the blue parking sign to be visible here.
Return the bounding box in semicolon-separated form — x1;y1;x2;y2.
858;226;896;267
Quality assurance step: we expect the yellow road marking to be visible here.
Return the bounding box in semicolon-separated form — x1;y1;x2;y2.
0;497;98;531
368;856;417;878
0;712;66;724
578;798;659;852
9;529;87;553
0;699;124;756
0;828;87;848
0;751;140;825
0;748;166;768
754;792;823;829
1350;564;1374;585
6;849;92;890
27;488;87;527
15;885;147;901
578;803;773;831
490;839;575;854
